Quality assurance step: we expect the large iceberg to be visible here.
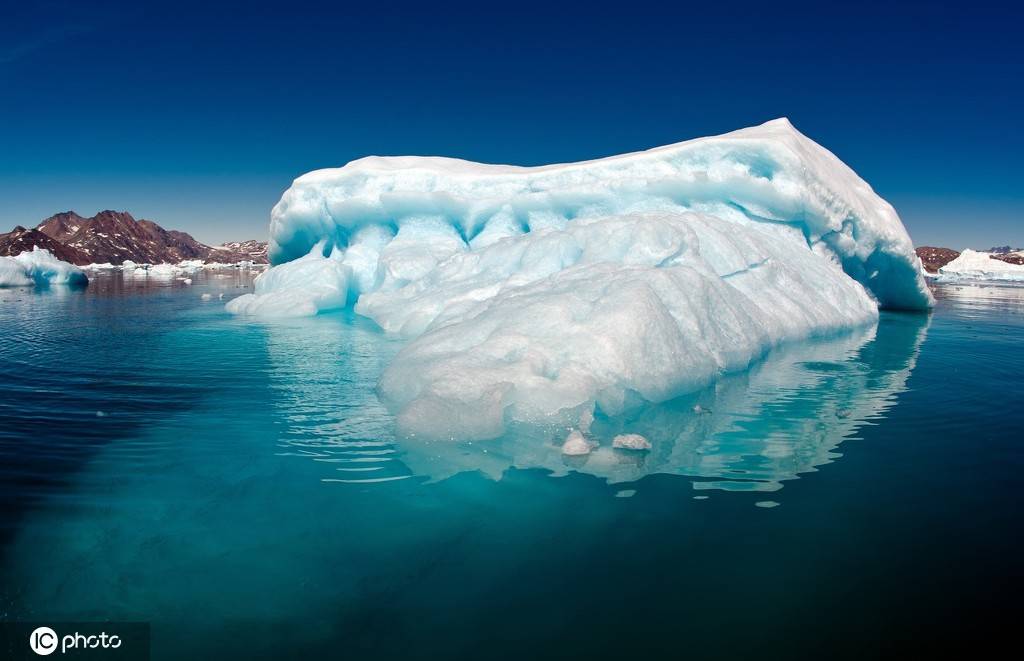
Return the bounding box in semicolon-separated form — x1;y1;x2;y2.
230;119;932;440
0;247;89;288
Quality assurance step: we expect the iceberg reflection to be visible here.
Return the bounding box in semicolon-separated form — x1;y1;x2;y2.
396;313;930;491
932;281;1024;312
263;311;929;493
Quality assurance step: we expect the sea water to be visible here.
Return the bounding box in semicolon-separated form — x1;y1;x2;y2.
1;271;1021;658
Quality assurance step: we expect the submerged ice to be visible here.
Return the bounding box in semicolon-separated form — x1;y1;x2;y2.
229;119;932;440
392;315;929;487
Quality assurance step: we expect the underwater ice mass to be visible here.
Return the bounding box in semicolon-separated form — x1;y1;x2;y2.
227;119;932;440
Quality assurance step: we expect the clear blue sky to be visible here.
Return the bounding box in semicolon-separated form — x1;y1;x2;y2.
1;0;1020;248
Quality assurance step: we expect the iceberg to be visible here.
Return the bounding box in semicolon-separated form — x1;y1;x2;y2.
233;119;931;440
0;247;88;288
936;249;1024;282
226;241;349;316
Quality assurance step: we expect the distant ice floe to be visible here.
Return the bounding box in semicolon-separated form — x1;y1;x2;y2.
230;118;933;441
109;258;266;280
0;248;88;288
936;249;1024;283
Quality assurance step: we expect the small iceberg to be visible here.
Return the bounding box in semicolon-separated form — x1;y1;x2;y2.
936;249;1024;283
0;248;88;288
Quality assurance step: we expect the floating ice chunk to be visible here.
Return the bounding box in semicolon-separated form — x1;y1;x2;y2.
147;263;185;277
226;241;349;317
936;249;1024;282
0;248;88;288
561;430;594;456
612;434;652;451
201;293;213;300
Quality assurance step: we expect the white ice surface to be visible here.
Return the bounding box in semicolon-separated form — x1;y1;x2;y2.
231;119;932;440
0;248;88;287
226;241;350;317
373;212;879;439
264;118;930;310
937;249;1024;282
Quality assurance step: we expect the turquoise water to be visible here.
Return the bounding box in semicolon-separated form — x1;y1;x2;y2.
1;272;1022;658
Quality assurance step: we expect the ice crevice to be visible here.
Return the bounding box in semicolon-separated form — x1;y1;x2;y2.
720;257;771;280
228;118;932;440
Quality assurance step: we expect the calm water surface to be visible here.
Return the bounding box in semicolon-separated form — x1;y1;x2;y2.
1;270;1021;659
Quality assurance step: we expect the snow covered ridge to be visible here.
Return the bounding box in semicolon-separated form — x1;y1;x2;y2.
936;249;1024;282
232;118;932;440
0;247;88;288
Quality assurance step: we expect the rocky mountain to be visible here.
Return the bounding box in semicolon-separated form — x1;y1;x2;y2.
0;226;91;264
992;251;1024;266
208;239;269;264
35;210;211;265
915;246;960;273
1;211;269;265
